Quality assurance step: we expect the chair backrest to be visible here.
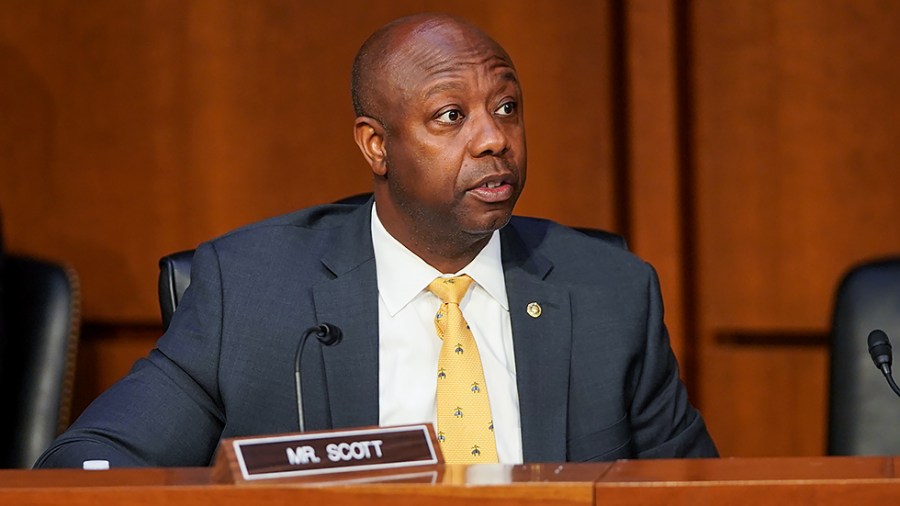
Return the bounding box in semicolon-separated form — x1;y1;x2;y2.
0;254;80;468
158;250;194;331
828;257;900;455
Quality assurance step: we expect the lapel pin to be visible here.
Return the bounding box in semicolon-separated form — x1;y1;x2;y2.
526;302;542;318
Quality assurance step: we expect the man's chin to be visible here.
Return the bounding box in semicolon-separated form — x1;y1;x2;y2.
463;210;514;235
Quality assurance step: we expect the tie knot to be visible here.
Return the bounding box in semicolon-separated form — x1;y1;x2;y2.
428;275;474;304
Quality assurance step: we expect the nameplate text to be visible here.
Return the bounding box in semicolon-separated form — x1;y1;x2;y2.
217;424;441;482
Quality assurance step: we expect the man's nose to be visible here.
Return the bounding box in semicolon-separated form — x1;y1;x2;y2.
468;111;510;157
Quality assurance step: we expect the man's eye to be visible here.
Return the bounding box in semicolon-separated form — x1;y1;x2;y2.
495;101;517;116
437;109;463;123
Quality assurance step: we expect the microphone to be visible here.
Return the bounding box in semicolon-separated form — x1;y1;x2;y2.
294;323;343;431
867;329;900;398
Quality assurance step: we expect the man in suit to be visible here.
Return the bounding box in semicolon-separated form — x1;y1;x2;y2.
37;13;716;468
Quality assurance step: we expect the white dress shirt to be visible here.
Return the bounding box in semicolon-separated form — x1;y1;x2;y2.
372;203;523;464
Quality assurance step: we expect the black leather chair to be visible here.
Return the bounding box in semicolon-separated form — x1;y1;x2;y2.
0;254;80;468
158;250;194;332
828;257;900;455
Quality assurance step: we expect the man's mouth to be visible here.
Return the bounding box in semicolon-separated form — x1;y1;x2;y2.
467;177;515;203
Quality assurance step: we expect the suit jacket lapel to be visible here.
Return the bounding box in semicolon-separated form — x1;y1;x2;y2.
312;201;380;429
502;224;571;462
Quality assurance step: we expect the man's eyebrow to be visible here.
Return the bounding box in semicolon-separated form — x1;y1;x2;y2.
497;69;519;83
423;68;519;101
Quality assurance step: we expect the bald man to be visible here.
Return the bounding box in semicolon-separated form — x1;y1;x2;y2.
37;13;716;468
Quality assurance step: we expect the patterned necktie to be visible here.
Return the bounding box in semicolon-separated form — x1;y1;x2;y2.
428;275;498;464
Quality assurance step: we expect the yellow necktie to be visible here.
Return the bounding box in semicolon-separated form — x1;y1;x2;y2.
428;275;498;464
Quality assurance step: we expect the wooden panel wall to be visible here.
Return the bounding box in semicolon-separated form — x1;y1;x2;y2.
690;0;900;456
5;0;900;458
621;0;691;365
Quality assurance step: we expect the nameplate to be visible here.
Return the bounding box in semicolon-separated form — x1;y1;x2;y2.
213;424;442;483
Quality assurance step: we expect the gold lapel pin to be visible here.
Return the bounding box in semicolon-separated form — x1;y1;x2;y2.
526;302;542;318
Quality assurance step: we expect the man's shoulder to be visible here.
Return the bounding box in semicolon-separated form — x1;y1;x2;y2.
211;201;366;247
506;215;631;258
508;216;627;250
505;215;652;281
184;201;373;283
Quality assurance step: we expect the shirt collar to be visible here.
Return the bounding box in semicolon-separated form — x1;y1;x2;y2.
371;202;509;316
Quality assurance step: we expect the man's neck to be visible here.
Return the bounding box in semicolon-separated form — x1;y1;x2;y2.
414;236;492;274
373;202;492;274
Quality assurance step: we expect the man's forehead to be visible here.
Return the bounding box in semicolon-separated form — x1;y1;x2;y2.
354;14;518;119
385;19;516;85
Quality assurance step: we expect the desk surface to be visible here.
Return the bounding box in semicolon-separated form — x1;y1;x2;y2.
2;456;899;505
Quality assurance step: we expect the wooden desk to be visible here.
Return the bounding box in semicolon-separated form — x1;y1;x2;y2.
597;456;900;504
2;457;898;505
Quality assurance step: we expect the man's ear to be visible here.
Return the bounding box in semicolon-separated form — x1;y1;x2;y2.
354;116;388;177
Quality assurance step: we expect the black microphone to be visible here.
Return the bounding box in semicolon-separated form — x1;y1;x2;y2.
867;329;900;398
294;323;343;431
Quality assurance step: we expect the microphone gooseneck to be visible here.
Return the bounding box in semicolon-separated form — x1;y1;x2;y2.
867;329;900;398
294;323;344;431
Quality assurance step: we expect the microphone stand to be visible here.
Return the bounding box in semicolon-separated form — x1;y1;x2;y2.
878;364;900;398
294;323;343;432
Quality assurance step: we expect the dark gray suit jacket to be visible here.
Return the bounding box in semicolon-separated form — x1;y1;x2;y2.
36;201;716;467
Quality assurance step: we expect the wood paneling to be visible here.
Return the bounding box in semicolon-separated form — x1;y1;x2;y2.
622;0;691;368
690;0;900;455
